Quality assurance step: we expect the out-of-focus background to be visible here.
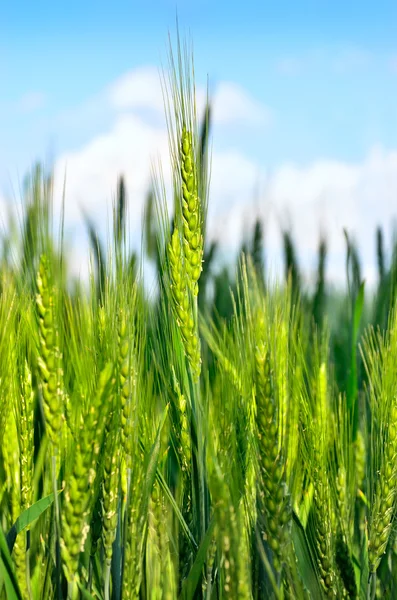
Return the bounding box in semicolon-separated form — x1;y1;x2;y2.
1;0;397;287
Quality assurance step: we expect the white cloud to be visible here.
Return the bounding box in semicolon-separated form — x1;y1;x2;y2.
209;82;272;126
54;113;171;234
17;91;46;113
109;67;271;127
207;149;261;246
49;65;397;288
108;66;165;114
53;66;272;236
207;146;397;287
55;112;397;289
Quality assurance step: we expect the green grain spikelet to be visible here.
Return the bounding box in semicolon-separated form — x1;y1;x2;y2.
368;401;397;573
18;359;35;512
102;433;120;566
168;227;201;380
180;127;203;296
255;343;291;572
118;309;134;457
36;254;63;447
311;361;341;598
171;367;191;473
60;363;113;582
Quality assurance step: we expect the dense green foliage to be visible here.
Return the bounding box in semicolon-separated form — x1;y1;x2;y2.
2;39;397;600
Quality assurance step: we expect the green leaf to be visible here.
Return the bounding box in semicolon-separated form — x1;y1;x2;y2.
352;282;365;342
347;281;365;440
0;557;21;600
179;515;216;600
76;578;100;600
0;524;22;600
359;521;369;600
255;527;282;600
294;482;314;531
157;470;197;550
291;511;322;599
6;490;63;553
82;210;106;301
141;405;169;510
111;494;123;600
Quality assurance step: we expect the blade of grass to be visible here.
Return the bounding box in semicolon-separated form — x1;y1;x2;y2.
291;511;322;599
6;490;63;552
348;281;365;440
0;524;23;600
179;515;216;600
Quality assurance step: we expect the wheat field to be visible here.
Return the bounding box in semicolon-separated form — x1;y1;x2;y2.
1;37;397;600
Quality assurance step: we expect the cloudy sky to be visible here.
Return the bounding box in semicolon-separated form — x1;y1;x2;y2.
1;0;397;286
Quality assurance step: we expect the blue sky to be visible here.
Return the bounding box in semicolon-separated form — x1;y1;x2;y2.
1;1;397;283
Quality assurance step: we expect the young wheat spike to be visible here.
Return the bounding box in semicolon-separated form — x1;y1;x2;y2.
310;361;341;598
312;484;339;598
118;309;134;456
168;226;201;380
11;358;35;599
5;411;28;598
122;475;146;599
146;482;177;599
102;430;120;596
255;342;291;572
60;363;113;582
171;366;191;473
180;127;203;296
368;401;397;573
18;359;35;512
211;473;251;599
36;254;63;447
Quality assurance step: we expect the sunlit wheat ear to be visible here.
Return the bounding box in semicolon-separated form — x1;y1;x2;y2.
210;471;251;599
4;409;27;597
36;254;64;448
362;313;397;575
12;357;35;596
255;340;291;573
117;308;135;459
368;401;397;573
313;362;341;598
101;431;120;572
171;366;191;473
180;127;203;296
122;509;144;599
60;363;113;582
122;449;148;600
18;359;35;512
146;482;177;598
168;226;201;380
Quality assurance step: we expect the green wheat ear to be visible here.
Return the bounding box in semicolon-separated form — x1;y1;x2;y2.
368;401;397;573
60;363;113;583
102;429;120;568
118;308;134;457
180;127;203;296
255;341;291;573
168;226;201;380
18;359;35;512
36;254;64;447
